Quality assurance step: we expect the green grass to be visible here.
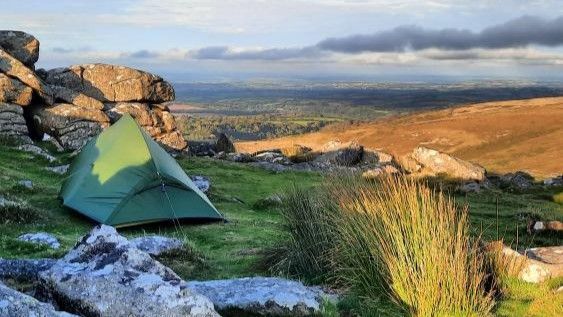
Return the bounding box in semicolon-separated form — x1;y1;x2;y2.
0;142;561;316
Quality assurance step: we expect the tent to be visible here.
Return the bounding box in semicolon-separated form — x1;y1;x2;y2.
60;114;223;227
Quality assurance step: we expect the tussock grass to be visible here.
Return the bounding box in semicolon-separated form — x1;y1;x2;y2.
0;199;44;225
274;174;496;316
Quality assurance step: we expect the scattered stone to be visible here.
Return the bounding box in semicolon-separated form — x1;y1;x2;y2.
527;220;563;233
44;64;175;103
0;282;77;317
45;164;70;175
191;175;211;193
459;182;481;193
226;152;253;163
254;151;292;165
0;258;56;280
38;225;219;317
500;171;534;190
187;277;335;316
18;232;60;249
215;133;235;153
17;144;56;162
188;141;216;157
362;165;400;179
0;48;53;104
410;147;486;181
544;175;563;187
18;180;33;189
0;30;40;68
130;235;184;256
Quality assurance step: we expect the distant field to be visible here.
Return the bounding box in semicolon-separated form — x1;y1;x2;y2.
238;97;563;178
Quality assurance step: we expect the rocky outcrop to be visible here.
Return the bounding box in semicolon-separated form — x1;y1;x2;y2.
0;48;54;105
0;31;187;151
0;103;31;143
408;147;486;181
0;30;39;68
38;225;219;317
44;64;174;103
0;73;33;106
0;282;77;317
32;103;109;150
187;277;334;316
315;141;364;166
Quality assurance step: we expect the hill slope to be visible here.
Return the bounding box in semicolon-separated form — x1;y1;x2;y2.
237;97;563;178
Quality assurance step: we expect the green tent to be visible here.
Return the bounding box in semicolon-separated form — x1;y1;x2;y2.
60;114;223;227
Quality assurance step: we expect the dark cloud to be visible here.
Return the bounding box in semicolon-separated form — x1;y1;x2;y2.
317;15;563;53
191;46;322;60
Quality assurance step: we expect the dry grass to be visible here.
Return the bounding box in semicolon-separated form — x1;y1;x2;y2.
238;97;563;178
271;174;496;316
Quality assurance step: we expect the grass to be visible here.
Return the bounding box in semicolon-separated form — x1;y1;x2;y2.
0;142;561;316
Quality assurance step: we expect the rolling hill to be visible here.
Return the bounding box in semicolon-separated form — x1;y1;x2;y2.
237;97;563;178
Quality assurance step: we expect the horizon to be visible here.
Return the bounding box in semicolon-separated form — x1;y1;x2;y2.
3;0;563;82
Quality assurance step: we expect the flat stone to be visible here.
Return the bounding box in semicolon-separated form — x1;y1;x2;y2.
0;73;33;106
187;277;335;316
18;232;61;249
45;164;70;175
410;146;486;181
0;258;57;280
129;235;184;256
17;144;56;162
18;180;33;189
190;175;211;193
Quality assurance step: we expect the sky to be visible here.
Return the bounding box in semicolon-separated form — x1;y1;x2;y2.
3;0;563;82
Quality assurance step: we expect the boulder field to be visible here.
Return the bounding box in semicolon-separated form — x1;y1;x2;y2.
0;30;187;151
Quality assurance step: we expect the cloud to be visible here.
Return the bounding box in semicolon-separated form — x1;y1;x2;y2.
317;15;563;53
190;46;323;60
127;50;161;59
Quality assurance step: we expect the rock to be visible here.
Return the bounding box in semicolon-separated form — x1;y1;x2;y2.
488;242;563;283
187;277;334;316
18;180;33;189
226;152;253;163
215;133;235;153
38;225;219;317
44;64;174;103
45;164;69;175
0;73;33;106
188;141;216;157
362;149;394;165
17;144;56;162
250;161;288;173
398;155;422;173
544;175;563;187
0;30;39;68
129;236;184;256
500;171;535;190
0;48;53;104
32;103;109;150
0;258;56;280
0;103;32;143
254;151;292;165
191;175;211;193
410;147;486;181
528;220;563;233
0;282;77;317
362;165;400;179
105;102;187;150
315;142;364;166
51;85;104;110
459;182;481;193
18;232;60;249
